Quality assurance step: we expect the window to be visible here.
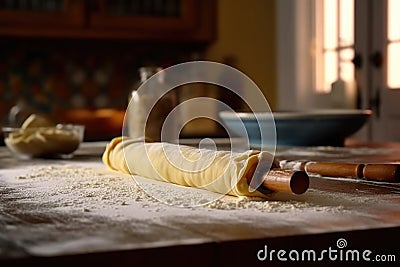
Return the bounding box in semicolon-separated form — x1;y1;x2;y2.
315;0;355;93
387;0;400;89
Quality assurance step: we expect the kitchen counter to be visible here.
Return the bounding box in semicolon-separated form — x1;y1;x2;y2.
1;141;400;266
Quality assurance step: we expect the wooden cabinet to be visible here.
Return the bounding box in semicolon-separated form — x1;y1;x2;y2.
0;0;215;42
0;1;85;29
86;0;215;41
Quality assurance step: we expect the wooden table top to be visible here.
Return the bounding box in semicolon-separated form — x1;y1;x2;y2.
1;140;400;266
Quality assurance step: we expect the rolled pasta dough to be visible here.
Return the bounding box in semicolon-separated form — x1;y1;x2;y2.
102;137;277;197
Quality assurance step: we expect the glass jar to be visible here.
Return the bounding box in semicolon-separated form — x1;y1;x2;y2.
8;97;35;127
127;67;178;142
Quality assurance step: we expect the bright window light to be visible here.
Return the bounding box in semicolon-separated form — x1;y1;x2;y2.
388;0;400;41
387;0;400;89
339;0;354;47
315;0;354;93
324;51;338;90
324;0;337;50
340;48;354;81
387;43;400;88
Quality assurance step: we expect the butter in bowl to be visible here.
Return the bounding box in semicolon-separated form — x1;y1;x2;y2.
2;114;84;159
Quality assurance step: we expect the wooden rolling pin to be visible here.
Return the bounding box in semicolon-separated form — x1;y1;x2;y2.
245;163;310;195
280;160;400;182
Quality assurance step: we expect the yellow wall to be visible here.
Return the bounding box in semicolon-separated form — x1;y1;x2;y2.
205;0;277;109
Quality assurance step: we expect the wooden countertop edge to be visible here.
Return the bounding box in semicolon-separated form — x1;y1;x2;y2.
2;226;400;266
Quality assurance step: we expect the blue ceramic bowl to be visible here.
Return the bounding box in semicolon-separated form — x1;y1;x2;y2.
219;109;372;147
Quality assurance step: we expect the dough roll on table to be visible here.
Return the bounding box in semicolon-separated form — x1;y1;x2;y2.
102;137;281;198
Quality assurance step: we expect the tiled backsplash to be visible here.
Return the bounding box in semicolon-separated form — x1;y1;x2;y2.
0;38;200;126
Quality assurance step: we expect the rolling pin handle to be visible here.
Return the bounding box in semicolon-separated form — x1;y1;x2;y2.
261;169;309;195
246;162;310;195
363;164;400;182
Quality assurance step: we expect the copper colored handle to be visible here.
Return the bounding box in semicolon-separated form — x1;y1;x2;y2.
304;162;364;179
261;169;309;195
363;164;400;182
246;166;309;195
303;162;400;182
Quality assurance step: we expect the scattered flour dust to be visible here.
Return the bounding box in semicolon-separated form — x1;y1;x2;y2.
15;165;153;209
14;165;340;215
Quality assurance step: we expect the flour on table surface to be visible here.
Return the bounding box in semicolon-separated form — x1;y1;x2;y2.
3;164;348;216
2;162;400;257
2;142;400;258
11;165;155;210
